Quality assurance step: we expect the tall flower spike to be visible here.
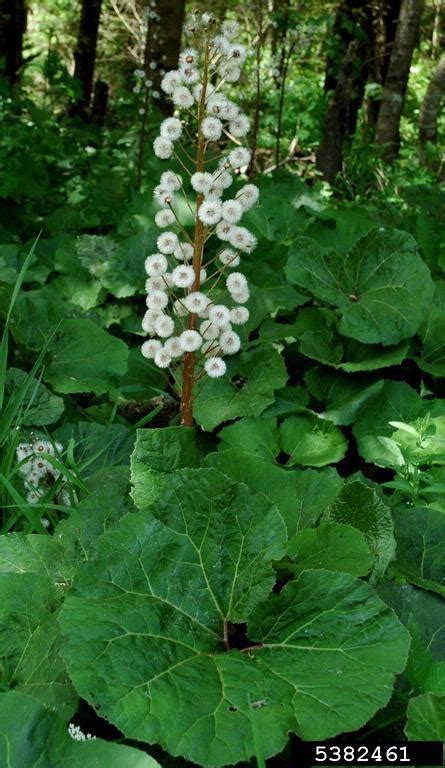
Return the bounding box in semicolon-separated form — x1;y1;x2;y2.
142;13;259;426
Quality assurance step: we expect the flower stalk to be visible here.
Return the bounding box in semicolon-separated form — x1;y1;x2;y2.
141;13;259;427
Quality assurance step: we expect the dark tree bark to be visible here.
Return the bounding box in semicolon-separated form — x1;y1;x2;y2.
0;0;27;84
365;0;402;127
149;0;185;113
91;79;109;126
70;0;103;117
316;38;369;183
324;0;370;93
375;0;424;159
419;51;445;154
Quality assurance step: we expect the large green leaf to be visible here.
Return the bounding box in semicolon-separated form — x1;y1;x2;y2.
391;507;445;597
353;381;423;465
130;426;200;509
280;412;347;466
56;467;134;556
324;480;396;581
286;229;433;345
0;691;159;768
194;345;288;431
45;318;128;395
378;582;445;696
405;693;445;740
59;469;408;766
4;368;64;426
303;205;376;253
204;450;342;538
285;523;372;577
0;535;76;718
414;296;445;377
305;369;383;426
218;417;280;460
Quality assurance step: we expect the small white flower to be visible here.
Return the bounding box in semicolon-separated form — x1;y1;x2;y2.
219;100;239;120
160;171;183;191
141;338;162;358
229;146;251;168
174;242;194;261
213;168;233;189
229;226;257;253
221;20;239;39
229;114;250;138
198;200;222;225
173;298;188;317
194;82;216;102
157;231;179;254
153;184;172;206
172;86;194;108
154;348;172;368
180;65;199;84
201;12;213;25
184;291;209;314
161;70;182;94
191;172;213;194
236;183;259;210
146;289;169;310
179;329;202;352
200;320;219;340
216;220;234;241
68;724;96;742
179;48;199;67
142;309;161;334
204;183;225;201
154;314;175;337
172;264;195;288
227;272;247;294
153;136;174;159
219;330;241;354
206;94;227;115
209;304;231;326
205;356;227;378
231;287;250;304
145;254;168;276
228;43;247;63
210;35;231;55
200;267;207;283
230;306;249;325
160;117;183;141
164;336;183;357
219;247;240;267
155;209;176;228
222;199;243;223
202;116;223;141
219;61;241;82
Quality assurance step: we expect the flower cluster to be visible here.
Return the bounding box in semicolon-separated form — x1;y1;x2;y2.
141;13;259;381
16;438;70;507
68;723;96;742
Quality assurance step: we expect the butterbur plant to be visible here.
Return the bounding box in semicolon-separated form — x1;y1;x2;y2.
141;12;259;426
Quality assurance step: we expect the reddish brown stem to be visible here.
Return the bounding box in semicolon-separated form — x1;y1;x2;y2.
180;41;210;427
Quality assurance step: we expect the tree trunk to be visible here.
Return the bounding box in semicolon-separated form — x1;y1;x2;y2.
324;0;370;93
365;0;402;127
91;79;109;126
419;51;445;150
375;0;423;159
149;0;185;113
316;38;368;183
70;0;103;117
0;0;27;84
432;0;442;56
